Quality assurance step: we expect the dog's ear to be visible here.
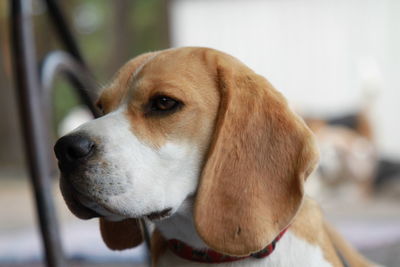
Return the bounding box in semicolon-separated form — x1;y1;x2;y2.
99;218;143;250
194;52;319;256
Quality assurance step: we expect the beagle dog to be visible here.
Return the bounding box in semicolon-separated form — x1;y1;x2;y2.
54;47;377;267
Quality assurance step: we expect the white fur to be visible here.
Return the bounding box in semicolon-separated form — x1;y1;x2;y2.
157;233;333;267
156;201;332;267
70;106;202;220
155;199;208;249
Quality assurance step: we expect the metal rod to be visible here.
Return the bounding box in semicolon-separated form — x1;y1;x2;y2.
43;0;100;116
44;0;84;63
11;0;153;266
40;51;101;118
10;1;66;267
41;1;101;114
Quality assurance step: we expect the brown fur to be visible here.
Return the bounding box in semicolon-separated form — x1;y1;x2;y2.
193;50;319;256
97;52;159;113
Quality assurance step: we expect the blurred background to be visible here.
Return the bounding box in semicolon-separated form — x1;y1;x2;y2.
1;0;400;266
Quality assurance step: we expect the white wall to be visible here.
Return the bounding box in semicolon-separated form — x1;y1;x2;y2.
170;0;400;159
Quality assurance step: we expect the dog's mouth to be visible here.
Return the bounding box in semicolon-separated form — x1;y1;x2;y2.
144;208;172;220
61;176;173;221
60;175;102;219
79;199;172;221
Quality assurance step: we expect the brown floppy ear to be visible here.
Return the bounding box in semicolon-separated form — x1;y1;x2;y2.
194;52;319;256
99;218;143;250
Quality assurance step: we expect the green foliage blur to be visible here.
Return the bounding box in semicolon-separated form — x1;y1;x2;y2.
38;0;170;129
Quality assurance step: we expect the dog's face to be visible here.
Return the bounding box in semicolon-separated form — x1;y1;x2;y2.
55;49;219;221
55;47;319;256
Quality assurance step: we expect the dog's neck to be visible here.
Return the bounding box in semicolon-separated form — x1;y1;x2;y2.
154;199;208;249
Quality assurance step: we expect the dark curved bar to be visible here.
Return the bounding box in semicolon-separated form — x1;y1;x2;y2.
44;0;84;63
10;1;66;267
42;0;100;118
40;51;101;118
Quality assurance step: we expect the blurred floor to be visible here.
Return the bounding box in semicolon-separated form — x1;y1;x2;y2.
1;171;399;266
322;195;400;266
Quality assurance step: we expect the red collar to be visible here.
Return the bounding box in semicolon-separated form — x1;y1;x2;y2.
167;228;288;264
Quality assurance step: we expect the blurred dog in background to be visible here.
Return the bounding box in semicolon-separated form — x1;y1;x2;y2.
305;111;377;203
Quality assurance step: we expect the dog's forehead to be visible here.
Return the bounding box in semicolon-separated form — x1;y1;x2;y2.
99;48;222;115
136;49;211;83
98;52;158;110
100;48;217;110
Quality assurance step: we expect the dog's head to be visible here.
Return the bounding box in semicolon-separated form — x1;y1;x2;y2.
55;47;319;256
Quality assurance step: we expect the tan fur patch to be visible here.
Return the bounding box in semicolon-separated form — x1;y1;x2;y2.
291;198;372;266
97;52;159;113
193;49;319;256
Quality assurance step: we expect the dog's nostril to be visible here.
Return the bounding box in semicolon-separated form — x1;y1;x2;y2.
54;134;95;164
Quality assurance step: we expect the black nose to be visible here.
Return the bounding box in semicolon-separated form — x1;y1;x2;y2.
54;134;95;170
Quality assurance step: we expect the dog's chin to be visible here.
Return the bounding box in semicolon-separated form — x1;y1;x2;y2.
60;176;101;220
60;176;174;222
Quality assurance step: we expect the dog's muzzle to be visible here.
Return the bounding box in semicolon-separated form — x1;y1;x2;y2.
54;133;104;219
55;132;175;221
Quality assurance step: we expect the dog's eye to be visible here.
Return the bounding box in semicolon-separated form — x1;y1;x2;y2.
148;95;181;115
